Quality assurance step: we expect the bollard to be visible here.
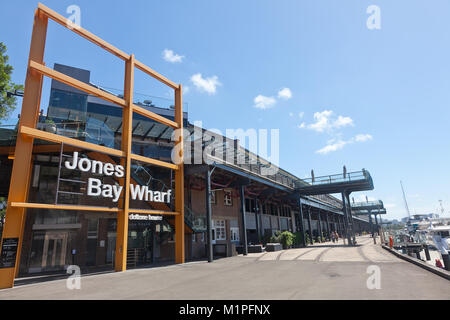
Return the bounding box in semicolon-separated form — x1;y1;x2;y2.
389;236;393;249
424;245;431;261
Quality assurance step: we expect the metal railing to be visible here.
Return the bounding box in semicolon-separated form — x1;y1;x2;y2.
0;119;115;148
184;205;206;233
296;170;369;187
351;200;383;208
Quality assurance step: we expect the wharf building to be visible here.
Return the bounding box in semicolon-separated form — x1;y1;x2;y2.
0;63;373;276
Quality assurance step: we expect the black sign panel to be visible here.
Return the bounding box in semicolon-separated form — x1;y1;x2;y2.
0;238;19;268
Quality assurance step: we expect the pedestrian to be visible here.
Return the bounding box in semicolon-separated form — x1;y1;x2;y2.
335;231;339;243
331;231;335;243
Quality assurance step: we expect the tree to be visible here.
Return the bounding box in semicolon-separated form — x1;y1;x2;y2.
0;42;23;122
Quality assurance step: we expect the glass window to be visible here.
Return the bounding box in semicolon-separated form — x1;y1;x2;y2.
224;190;232;206
87;218;98;239
213;220;226;240
230;227;240;242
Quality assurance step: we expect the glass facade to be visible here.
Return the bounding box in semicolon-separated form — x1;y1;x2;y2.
3;61;189;276
12;126;177;275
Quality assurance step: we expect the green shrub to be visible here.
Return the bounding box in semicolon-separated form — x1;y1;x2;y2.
279;231;295;249
293;232;302;247
269;230;281;243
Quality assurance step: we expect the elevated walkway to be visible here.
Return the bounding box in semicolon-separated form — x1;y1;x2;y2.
351;200;386;216
295;170;374;195
351;200;384;211
352;208;387;215
295;169;374;246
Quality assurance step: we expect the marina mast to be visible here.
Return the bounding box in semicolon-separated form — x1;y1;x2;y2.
400;180;411;221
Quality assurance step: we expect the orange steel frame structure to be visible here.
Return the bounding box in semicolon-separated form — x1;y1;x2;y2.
0;3;185;289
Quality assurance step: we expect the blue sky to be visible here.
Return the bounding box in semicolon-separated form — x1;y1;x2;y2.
1;0;450;220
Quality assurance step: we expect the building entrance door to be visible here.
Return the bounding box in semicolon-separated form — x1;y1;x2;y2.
41;232;68;270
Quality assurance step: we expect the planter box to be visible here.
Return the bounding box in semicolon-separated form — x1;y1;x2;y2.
248;245;263;253
265;243;282;252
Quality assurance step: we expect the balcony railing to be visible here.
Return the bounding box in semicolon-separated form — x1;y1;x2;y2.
297;170;369;187
351;200;383;208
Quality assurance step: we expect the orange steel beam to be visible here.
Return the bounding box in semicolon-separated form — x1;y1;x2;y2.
132;104;178;129
10;202;119;212
130;153;178;170
174;85;185;264
20;126;178;170
128;209;179;215
29;60;179;129
36;3;179;90
20;125;125;157
134;60;179;90
0;10;48;289
29;60;126;106
115;54;134;272
37;3;130;61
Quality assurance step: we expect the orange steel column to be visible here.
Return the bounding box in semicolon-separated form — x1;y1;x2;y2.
114;54;134;271
174;85;185;263
0;10;48;289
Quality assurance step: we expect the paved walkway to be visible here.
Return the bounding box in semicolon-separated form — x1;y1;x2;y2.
0;235;448;299
248;235;396;263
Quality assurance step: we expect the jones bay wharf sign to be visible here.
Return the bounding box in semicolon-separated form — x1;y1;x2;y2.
64;152;172;203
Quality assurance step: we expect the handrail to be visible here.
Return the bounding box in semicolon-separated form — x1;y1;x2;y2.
297;170;369;186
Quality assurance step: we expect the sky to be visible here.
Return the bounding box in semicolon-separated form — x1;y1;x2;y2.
1;0;449;220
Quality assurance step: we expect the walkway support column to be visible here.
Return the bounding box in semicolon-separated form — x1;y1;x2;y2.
205;168;213;262
368;210;373;234
255;198;261;243
345;192;356;244
374;214;379;234
298;198;306;247
239;185;248;255
307;207;313;245
317;209;323;243
341;192;351;245
325;212;330;240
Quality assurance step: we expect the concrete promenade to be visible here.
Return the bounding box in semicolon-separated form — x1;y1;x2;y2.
0;235;448;299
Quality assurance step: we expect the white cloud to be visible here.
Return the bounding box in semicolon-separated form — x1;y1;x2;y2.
289;112;294;117
183;86;190;94
162;49;184;63
385;203;397;208
298;122;306;129
354;133;373;142
190;73;221;95
278;88;292;100
316;139;347;154
305;110;354;133
334;115;354;128
254;95;276;109
315;133;373;155
298;112;304;119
